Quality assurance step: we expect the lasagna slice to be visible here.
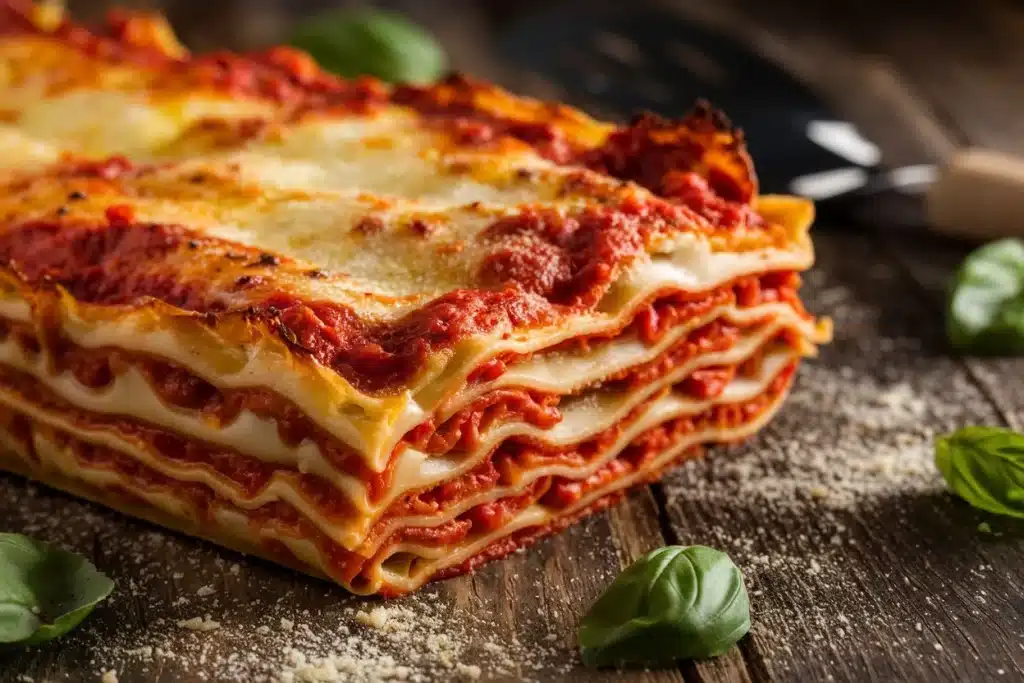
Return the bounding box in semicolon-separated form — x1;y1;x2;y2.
0;2;830;595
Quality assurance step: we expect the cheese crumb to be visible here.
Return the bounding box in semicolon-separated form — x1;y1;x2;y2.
355;607;390;629
100;670;118;683
280;617;294;631
196;585;216;597
456;663;482;680
177;615;221;632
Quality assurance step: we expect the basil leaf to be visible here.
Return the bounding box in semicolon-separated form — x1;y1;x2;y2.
290;10;447;84
578;545;750;667
935;426;1024;519
947;238;1024;354
0;533;114;645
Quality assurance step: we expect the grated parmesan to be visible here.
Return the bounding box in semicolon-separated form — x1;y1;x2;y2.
177;615;221;632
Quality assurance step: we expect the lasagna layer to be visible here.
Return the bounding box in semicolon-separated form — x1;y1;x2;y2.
0;186;823;471
0;2;830;595
0;274;817;505
0;353;795;594
0;317;795;552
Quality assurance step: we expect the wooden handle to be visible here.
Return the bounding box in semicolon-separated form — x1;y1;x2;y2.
926;147;1024;240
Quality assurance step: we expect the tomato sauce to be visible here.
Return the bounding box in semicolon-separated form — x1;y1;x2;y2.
0;356;796;592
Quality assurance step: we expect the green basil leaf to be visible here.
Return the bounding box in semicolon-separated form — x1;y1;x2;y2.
0;533;114;645
578;545;750;667
289;10;447;84
935;426;1024;518
947;238;1024;354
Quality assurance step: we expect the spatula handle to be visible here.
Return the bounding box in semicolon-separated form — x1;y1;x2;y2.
926;148;1024;241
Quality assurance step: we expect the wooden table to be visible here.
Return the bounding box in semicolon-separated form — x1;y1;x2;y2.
3;1;1024;681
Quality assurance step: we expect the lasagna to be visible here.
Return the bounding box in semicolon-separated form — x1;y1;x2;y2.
0;1;829;595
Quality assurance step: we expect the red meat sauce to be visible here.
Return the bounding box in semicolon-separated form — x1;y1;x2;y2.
431;487;631;587
467;270;803;383
18;417;535;588
390;359;798;590
357;342;793;555
3;358;794;591
321;354;795;583
23;421;368;585
541;360;795;510
413;313;760;457
0;231;800;466
0;310;786;535
0;404;378;586
407;389;562;456
403;321;773;518
0;269;797;516
0;362;360;520
0;212;792;395
0;313;566;498
360;393;662;553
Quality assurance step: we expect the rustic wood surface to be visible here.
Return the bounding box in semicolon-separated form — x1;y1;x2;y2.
3;0;1024;681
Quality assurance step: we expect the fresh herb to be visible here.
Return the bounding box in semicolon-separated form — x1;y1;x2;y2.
578;545;750;667
0;533;114;645
947;238;1024;354
290;10;447;84
935;426;1024;519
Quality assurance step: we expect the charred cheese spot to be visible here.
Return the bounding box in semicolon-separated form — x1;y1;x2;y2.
352;216;384;235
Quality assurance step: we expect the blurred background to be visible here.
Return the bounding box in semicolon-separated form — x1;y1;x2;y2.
59;0;1024;241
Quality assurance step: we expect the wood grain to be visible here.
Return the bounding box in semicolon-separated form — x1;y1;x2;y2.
4;1;1024;682
659;230;1024;683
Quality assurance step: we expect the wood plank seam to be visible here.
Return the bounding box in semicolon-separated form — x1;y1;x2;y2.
650;482;766;683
